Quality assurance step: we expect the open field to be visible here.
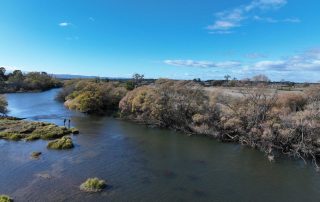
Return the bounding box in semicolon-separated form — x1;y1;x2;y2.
204;86;308;97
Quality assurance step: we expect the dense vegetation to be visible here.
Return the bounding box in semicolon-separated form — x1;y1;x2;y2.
57;79;128;114
119;80;320;167
57;77;320;167
0;67;62;93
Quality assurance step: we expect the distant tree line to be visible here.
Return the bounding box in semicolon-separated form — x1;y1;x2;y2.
0;67;62;93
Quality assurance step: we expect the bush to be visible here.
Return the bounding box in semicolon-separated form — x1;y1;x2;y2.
60;80;128;114
80;178;106;192
47;136;74;150
277;93;308;112
119;79;218;133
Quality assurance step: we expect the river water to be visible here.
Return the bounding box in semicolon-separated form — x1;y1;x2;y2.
1;89;320;202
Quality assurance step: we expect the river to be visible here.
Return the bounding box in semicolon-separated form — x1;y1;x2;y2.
1;89;320;202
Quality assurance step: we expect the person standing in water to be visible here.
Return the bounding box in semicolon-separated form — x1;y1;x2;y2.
63;118;66;126
68;119;71;128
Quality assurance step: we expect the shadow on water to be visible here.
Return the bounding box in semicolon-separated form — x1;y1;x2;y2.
1;89;320;202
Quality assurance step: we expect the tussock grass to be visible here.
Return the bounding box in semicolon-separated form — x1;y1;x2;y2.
0;195;13;202
47;136;74;150
80;178;106;192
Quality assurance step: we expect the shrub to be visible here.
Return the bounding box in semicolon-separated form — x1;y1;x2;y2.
119;80;215;132
277;93;308;112
61;80;128;114
80;178;106;192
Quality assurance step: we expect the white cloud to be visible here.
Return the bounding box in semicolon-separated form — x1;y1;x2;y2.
252;49;320;71
245;0;287;11
245;52;268;59
283;18;301;23
164;48;320;82
253;15;301;23
58;22;71;27
207;0;297;33
207;20;239;30
164;60;241;68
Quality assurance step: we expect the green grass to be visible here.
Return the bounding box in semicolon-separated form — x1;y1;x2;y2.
0;195;13;202
47;136;74;150
80;178;106;192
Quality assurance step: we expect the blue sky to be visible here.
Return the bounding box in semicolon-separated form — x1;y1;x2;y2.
0;0;319;82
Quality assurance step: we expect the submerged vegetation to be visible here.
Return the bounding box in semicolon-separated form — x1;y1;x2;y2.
31;152;42;159
0;195;13;202
47;136;74;150
0;67;61;93
80;178;107;192
0;117;77;141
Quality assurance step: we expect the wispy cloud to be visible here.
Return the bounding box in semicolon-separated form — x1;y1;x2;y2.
164;60;241;68
252;48;320;71
164;48;320;72
58;22;71;27
245;52;268;59
253;16;301;23
206;0;298;34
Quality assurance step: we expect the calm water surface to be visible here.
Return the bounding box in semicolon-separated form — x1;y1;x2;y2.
1;89;320;202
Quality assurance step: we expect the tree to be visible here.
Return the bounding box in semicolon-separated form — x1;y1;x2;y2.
0;67;6;90
224;75;231;82
0;95;8;115
251;74;270;82
7;70;24;90
132;73;144;88
0;67;6;81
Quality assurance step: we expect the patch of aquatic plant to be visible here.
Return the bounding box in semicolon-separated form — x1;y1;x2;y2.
47;136;74;150
0;132;25;141
0;195;13;202
0;117;76;142
80;177;106;192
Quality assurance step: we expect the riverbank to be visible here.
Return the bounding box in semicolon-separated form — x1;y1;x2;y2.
57;79;320;168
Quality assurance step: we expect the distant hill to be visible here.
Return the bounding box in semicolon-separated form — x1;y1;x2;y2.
52;74;128;80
